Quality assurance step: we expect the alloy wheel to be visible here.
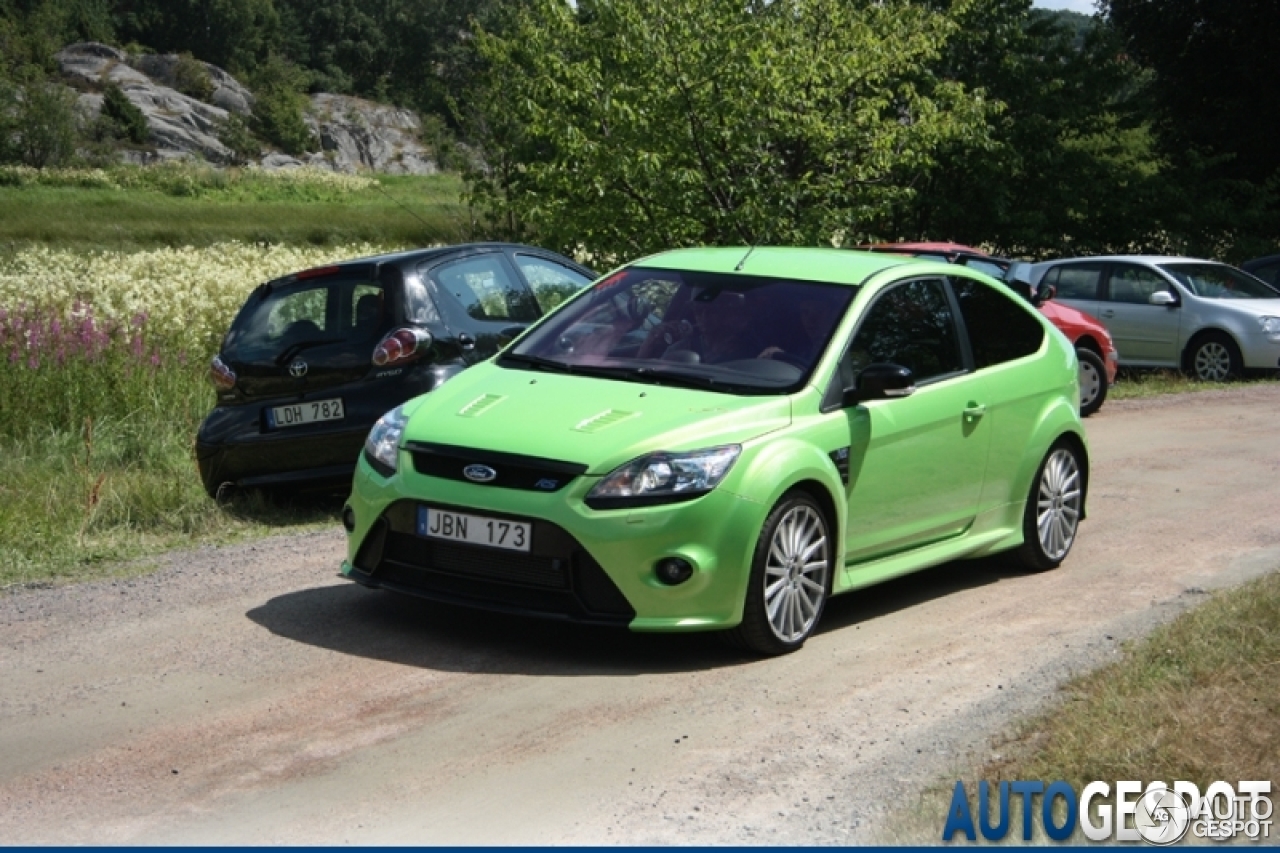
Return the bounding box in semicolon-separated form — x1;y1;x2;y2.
1036;448;1082;562
1193;342;1233;381
1079;361;1101;410
763;504;830;643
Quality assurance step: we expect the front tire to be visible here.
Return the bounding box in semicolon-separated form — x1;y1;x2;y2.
1076;348;1108;417
1013;442;1084;572
1185;332;1242;382
725;491;832;656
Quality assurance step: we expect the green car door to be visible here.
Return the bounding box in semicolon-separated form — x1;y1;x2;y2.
831;277;992;564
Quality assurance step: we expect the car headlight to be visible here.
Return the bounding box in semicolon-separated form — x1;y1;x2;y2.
363;404;409;477
585;445;741;509
1258;315;1280;342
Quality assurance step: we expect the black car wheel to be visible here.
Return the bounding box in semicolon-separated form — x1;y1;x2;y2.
1076;347;1108;417
726;490;832;656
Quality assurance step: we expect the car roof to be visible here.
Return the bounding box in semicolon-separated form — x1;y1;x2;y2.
861;241;992;256
632;246;919;286
272;242;574;284
1033;255;1218;267
1242;253;1280;269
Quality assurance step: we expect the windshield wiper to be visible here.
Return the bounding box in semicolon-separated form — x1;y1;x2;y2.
498;352;578;373
619;366;722;390
275;338;344;365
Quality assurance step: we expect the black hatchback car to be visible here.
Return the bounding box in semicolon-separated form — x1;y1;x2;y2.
196;243;596;497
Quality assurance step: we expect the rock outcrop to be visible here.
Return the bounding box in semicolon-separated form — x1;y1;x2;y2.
53;42;438;174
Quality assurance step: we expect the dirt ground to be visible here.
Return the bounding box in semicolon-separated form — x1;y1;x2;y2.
1;385;1278;845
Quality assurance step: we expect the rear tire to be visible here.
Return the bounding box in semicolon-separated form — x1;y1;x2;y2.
1013;442;1084;572
1185;332;1242;382
724;491;832;656
1076;348;1108;417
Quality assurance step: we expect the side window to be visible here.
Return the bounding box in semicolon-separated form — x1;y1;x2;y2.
847;278;964;383
952;277;1045;368
514;254;593;313
1051;264;1104;300
1107;264;1170;305
433;255;539;323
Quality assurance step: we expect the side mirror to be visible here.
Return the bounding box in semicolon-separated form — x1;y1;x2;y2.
843;362;915;406
497;324;528;348
1149;291;1178;307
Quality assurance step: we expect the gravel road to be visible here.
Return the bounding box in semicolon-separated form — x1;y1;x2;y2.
2;385;1278;845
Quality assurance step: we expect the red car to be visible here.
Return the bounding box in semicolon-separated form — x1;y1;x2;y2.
860;243;1118;415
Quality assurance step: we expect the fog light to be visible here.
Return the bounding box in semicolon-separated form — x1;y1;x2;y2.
655;557;693;585
342;505;356;532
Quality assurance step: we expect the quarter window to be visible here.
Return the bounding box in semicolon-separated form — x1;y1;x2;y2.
846;278;963;383
952;277;1044;368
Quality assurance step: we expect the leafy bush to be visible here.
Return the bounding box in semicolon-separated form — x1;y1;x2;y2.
216;113;261;165
249;55;316;156
100;82;149;146
173;52;215;101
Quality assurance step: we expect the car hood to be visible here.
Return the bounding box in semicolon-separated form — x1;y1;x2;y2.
400;361;793;474
1196;297;1280;318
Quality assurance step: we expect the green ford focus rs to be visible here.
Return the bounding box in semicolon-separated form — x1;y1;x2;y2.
341;247;1089;655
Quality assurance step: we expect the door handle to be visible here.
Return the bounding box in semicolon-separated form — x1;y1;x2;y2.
1100;309;1115;318
963;403;987;421
458;332;476;350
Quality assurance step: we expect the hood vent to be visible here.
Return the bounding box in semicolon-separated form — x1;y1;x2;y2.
457;393;506;418
573;409;638;433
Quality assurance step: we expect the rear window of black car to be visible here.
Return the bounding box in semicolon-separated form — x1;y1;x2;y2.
223;276;391;360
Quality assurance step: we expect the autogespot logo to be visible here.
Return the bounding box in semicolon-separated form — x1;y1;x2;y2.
942;779;1272;844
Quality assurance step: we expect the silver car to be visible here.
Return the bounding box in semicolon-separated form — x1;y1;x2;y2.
1027;256;1280;381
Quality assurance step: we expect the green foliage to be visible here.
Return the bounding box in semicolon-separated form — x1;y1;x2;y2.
215;113;261;165
248;54;316;156
0;67;81;168
464;0;994;261
173;51;214;101
98;81;148;145
111;0;279;73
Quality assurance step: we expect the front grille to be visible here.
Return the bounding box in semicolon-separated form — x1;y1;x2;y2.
406;441;587;493
351;500;634;625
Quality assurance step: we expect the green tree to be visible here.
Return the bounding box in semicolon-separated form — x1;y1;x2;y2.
1100;0;1280;257
111;0;280;72
0;67;81;167
464;0;994;261
886;0;1169;258
248;53;315;156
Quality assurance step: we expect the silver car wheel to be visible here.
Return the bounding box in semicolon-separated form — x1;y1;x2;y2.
1079;360;1101;410
1036;448;1082;562
1193;341;1233;381
763;504;829;643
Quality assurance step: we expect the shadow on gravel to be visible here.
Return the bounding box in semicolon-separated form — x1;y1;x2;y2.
247;553;1027;677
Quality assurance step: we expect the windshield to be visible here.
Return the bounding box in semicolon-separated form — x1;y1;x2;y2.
1159;263;1280;300
501;267;856;394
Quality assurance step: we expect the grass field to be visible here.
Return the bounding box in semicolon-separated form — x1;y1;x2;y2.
0;165;471;251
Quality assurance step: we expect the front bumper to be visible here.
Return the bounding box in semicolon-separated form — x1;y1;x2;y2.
341;457;769;632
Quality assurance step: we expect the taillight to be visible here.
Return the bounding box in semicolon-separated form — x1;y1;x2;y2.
373;328;432;367
210;355;237;391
